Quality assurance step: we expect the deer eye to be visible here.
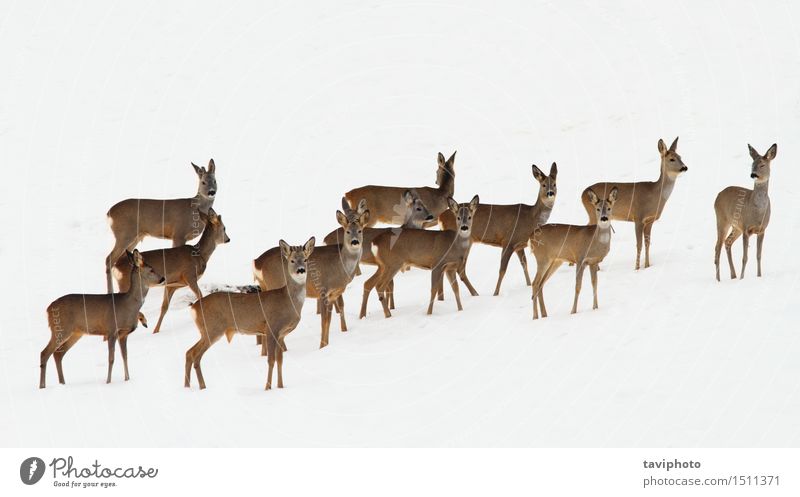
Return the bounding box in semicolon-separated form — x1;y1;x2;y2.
669;158;675;162
358;229;363;234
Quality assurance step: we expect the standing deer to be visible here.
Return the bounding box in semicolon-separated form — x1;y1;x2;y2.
104;159;218;292
714;143;776;281
324;189;433;310
531;187;618;319
111;208;230;333
345;151;455;228
440;162;557;296
360;195;479;318
185;238;314;390
581;138;687;270
253;208;369;348
40;250;164;388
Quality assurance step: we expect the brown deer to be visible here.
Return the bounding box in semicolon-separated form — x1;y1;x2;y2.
253;208;369;348
40;250;164;388
104;159;217;292
345;151;455;228
714;143;776;281
440;162;557;296
111;208;230;333
324;189;434;310
581;138;687;270
531;187;618;319
185;238;314;390
360;195;479;318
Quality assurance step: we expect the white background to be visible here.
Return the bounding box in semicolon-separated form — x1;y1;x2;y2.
1;0;799;447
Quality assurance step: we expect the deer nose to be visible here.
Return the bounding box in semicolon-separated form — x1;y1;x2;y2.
208;190;216;196
225;236;231;243
297;268;306;274
158;277;166;284
600;216;608;222
680;166;688;172
425;215;434;221
546;191;555;198
460;225;469;231
750;173;758;179
350;239;360;246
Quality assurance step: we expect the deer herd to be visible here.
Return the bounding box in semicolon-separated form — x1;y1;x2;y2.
40;139;777;391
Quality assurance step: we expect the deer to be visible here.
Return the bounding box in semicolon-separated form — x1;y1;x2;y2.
253;208;369;348
714;143;776;281
440;162;557;296
531;187;618;319
324;190;434;310
359;195;479;319
185;238;314;390
581;137;687;270
111;208;230;333
104;159;218;292
40;250;164;388
344;151;455;228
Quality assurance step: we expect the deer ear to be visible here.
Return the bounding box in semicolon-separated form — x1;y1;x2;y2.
469;194;480;211
447;151;457;166
765;143;777;161
608;187;619;204
531;164;545;182
403;190;414;205
657;139;667;156
748;144;760;160
336;210;348;227
132;249;144;267
192;162;203;176
207;158;216;174
550;162;558;178
437;152;446;167
668;136;679;153
357;198;368;214
303;237;316;257
279;240;291;259
359;210;370;226
586;188;599;205
340;197;351;214
447;197;459;213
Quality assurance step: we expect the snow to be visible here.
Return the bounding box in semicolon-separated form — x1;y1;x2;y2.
1;0;799;447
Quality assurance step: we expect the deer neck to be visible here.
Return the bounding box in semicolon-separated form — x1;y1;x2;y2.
531;196;554;228
191;194;214;215
752;179;770;210
121;269;151;307
284;274;307;310
594;223;612;246
340;243;363;275
194;227;217;261
655;164;678;201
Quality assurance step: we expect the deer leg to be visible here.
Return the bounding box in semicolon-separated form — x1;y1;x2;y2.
153;286;178;334
531;260;548;320
740;233;750;279
52;333;82;385
377;277;393;318
185;338;211;389
40;337;63;389
388;279;396;309
360;268;382;319
320;301;333;348
571;263;586;314
276;339;285;388
334;295;347;332
106;333;118;384
428;267;445;315
643;222;654;268
634;222;644;270
494;246;516;296
756;233;765;277
457;261;479;297
265;338;277;390
725;229;742;279
446;268;464;311
316;299;322;315
119;333;131;381
515;248;532;286
714;224;728;282
590;264;599;310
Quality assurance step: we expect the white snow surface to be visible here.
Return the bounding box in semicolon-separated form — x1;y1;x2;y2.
1;0;799;447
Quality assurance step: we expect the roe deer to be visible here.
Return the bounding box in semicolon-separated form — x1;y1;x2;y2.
345;151;455;228
581;138;687;270
185;238;314;390
324;189;434;310
112;208;230;333
714;143;776;281
104;159;218;292
253;208;369;348
40;250;164;388
360;195;479;318
440;162;557;296
531;188;618;319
